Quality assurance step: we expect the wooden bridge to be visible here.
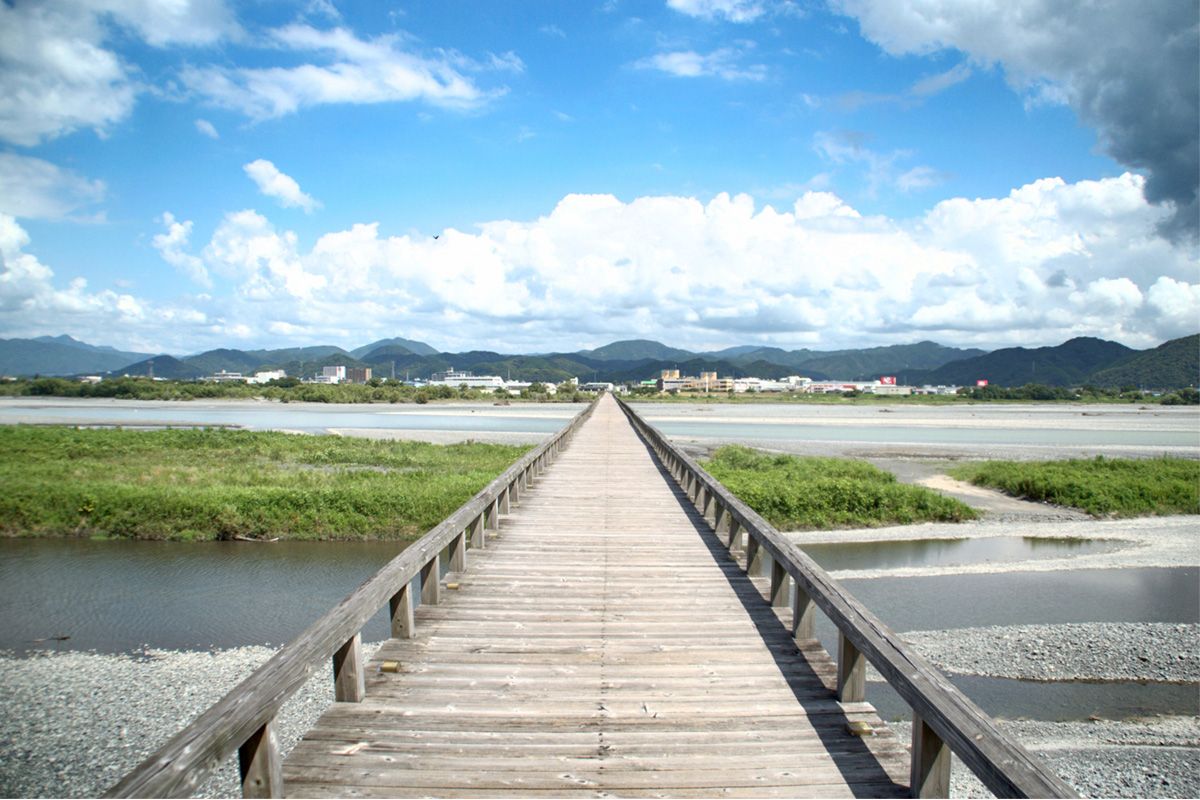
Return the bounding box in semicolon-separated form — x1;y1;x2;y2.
107;395;1074;799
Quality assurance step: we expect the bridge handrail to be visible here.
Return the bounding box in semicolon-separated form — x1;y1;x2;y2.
105;398;600;799
614;395;1075;799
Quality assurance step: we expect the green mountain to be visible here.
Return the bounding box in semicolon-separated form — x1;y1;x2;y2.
182;348;265;375
1086;334;1199;391
922;337;1136;388
0;337;151;376
576;339;696;362
32;334;148;364
788;342;988;381
115;355;202;380
245;345;350;363
351;337;438;358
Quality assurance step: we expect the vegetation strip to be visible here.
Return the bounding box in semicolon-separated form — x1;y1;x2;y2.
703;445;978;530
0;426;529;541
948;456;1200;517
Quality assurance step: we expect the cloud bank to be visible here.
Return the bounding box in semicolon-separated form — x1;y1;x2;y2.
4;176;1195;354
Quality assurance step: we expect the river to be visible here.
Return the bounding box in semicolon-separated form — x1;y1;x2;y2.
1;396;1197;723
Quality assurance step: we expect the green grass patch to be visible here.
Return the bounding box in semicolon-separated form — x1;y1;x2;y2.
704;445;977;531
948;455;1200;517
0;426;530;541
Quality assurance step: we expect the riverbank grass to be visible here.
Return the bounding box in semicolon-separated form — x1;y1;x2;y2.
704;445;978;530
0;426;529;541
949;455;1200;517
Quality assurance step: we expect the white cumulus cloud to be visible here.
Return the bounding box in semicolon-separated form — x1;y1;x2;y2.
243;160;322;214
5;175;1196;354
0;0;239;147
183;24;504;120
153;212;211;287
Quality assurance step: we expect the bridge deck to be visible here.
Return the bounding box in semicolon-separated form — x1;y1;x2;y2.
281;395;911;797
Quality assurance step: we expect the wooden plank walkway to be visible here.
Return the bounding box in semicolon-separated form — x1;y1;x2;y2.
281;394;911;798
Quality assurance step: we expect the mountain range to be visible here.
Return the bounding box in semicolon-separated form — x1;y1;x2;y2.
1;333;1195;391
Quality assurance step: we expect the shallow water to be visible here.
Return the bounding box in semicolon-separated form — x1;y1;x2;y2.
798;536;1123;572
868;675;1200;723
0;538;411;655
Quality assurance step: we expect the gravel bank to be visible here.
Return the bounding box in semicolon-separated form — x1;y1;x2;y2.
887;717;1200;799
900;623;1199;683
0;643;380;799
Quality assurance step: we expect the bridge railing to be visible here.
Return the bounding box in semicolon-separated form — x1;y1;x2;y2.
614;395;1075;800
105;398;600;799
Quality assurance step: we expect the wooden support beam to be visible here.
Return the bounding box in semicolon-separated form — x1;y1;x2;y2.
911;712;952;798
499;485;510;514
332;633;365;703
389;583;414;639
838;631;866;703
727;518;743;552
713;501;728;535
238;719;281;799
486;497;500;530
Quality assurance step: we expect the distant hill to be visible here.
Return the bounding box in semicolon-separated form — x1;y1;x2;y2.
115;355;202;380
576;339;696;362
351;337;438;358
788;342;988;381
1086;334;1199;391
182;348;265;375
245;345;350;363
10;332;1193;390
0;337;152;376
32;334;148;364
921;337;1136;388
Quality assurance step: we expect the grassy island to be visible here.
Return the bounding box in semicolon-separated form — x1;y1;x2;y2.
949;456;1200;517
0;426;529;541
704;445;978;530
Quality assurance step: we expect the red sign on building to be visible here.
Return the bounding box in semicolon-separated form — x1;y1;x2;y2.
977;379;989;386
879;376;897;385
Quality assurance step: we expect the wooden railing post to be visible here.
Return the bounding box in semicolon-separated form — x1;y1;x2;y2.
770;558;789;607
745;532;762;576
332;633;365;703
238;719;281;799
837;632;866;703
727;518;743;553
713;501;728;535
486;497;500;530
499;485;510;514
390;583;414;639
470;513;485;549
792;581;816;641
421;556;440;606
450;530;466;572
911;712;952;798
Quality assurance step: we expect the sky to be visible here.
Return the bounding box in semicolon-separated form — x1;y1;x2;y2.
0;0;1197;357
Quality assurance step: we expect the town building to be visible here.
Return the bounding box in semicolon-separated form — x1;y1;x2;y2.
428;370;505;391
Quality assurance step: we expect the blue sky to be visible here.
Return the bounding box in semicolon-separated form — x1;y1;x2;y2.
1;0;1197;356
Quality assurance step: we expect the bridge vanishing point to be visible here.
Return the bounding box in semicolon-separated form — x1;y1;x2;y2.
107;394;1074;799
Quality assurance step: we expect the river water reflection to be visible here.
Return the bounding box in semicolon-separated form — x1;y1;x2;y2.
0;538;408;655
